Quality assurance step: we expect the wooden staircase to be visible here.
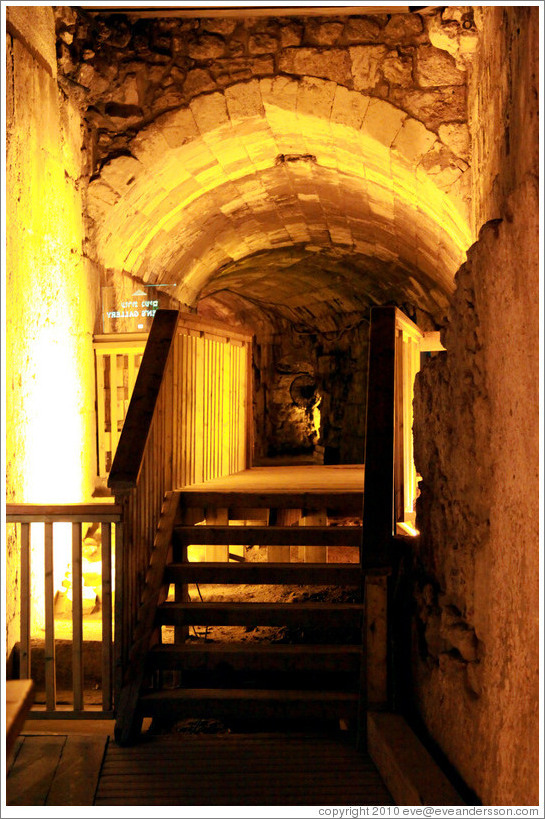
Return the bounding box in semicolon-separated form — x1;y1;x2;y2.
115;487;366;744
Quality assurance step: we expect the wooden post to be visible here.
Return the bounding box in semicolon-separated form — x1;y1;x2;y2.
44;523;56;711
365;574;389;707
302;510;328;563
19;523;31;679
205;506;229;562
113;515;125;705
362;306;397;566
101;523;113;711
95;352;107;476
71;522;84;712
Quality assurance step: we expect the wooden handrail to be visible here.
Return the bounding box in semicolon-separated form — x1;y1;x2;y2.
6;503;122;522
108;309;179;491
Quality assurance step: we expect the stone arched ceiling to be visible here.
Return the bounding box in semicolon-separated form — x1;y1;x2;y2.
88;77;472;322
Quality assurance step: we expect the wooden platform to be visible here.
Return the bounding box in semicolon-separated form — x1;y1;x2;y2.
95;732;393;806
179;464;365;513
6;733;107;806
181;464;365;494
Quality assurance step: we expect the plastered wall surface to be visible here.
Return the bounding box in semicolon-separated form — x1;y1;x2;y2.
5;7;100;655
412;7;539;806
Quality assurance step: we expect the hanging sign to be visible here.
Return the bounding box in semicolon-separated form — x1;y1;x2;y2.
101;286;173;333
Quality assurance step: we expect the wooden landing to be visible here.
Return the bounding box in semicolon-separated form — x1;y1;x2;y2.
182;464;364;493
179;464;365;512
95;733;393;806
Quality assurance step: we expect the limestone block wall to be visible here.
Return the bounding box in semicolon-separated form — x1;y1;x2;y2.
252;316;369;464
55;8;472;178
412;7;539;806
5;8;100;657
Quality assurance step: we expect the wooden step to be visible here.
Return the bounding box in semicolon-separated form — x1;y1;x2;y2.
173;525;362;547
157;602;362;628
165;562;361;586
148;643;362;673
179;491;363;515
138;688;359;721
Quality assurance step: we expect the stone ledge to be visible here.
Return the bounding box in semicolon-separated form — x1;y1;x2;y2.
367;711;466;806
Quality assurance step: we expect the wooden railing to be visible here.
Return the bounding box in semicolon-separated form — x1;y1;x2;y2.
108;309;253;703
6;503;122;717
363;306;444;557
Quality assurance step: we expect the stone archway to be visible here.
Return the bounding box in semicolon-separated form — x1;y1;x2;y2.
88;78;472;319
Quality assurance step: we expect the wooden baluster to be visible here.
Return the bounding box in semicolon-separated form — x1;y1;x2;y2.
362;306;397;564
110;353;120;456
19;522;31;679
44;523;56;711
245;340;253;469
71;522;84;712
194;335;204;484
113;515;125;704
96;352;107;477
101;523;113;711
302;509;328;563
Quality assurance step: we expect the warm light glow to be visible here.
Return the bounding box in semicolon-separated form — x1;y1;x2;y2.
21;326;90;633
397;521;420;537
90;84;473;303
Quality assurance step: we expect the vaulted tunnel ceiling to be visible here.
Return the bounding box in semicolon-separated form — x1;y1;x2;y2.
88;77;473;325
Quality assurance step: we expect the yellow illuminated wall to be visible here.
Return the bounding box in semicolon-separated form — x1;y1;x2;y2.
5;8;100;647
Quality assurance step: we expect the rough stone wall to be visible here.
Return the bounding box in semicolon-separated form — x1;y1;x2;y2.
469;6;540;231
253;317;369;463
5;8;100;658
412;7;539;806
54;7;472;180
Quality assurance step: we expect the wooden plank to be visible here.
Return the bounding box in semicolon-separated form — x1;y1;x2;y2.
114;491;180;745
45;735;108;806
394;329;404;525
113;516;125;704
302;510;328;563
110;352;121;455
181;491;363;514
362;306;397;564
108;310;179;491
44;522;55;712
172;331;181;488
268;507;300;562
6;735;65;806
367;712;465;806
204;507;229;563
95;351;107;476
222;342;231;476
366;574;388;706
19;522;31;679
245;340;253;469
71;522;84;712
165;561;361;586
157;601;362;628
7;736;24;775
101;523;113;711
148;643;361;673
174;525;362;546
5;680;34;756
194;334;204;484
177;312;253;343
138;688;359;722
94;332;148;347
6;503;122;522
